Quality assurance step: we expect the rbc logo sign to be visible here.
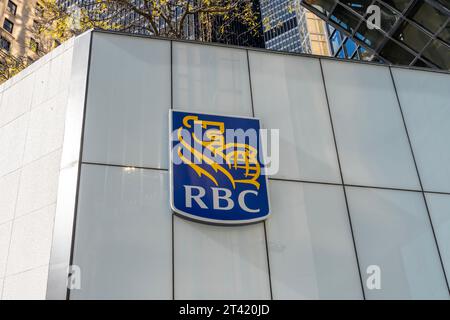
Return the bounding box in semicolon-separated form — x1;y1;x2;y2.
169;110;270;225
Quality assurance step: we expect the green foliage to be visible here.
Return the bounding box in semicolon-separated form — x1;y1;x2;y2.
0;53;27;83
0;0;262;83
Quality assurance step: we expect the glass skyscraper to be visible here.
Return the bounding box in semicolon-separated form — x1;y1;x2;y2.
260;0;313;53
300;0;450;69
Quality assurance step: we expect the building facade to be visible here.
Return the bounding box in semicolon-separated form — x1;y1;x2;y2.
59;0;266;48
260;0;331;55
304;9;332;55
300;0;450;69
327;24;378;61
260;0;306;53
0;0;43;61
1;30;450;300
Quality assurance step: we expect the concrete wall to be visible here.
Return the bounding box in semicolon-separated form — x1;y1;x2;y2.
0;36;77;299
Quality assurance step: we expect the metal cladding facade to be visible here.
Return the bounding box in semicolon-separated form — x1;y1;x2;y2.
301;0;450;69
1;30;450;299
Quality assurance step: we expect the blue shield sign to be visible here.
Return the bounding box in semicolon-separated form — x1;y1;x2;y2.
169;110;270;225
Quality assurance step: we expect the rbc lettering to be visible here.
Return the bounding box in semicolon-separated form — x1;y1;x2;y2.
184;185;260;213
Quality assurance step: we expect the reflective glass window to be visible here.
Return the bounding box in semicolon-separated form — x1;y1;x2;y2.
412;59;429;68
356;22;386;49
377;2;400;32
435;0;450;8
330;29;343;53
437;23;450;44
380;40;415;65
330;4;362;33
7;1;17;15
344;38;358;56
382;0;414;12
394;20;432;53
409;0;448;34
422;39;450;69
341;0;373;16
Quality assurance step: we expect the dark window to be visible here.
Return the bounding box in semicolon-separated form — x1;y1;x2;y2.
341;0;372;16
435;0;450;8
3;19;14;33
376;2;400;32
327;24;336;35
382;0;414;13
409;0;448;34
421;39;450;69
413;59;429;68
303;0;336;15
7;0;17;15
357;46;373;60
370;56;386;64
394;20;432;53
330;4;362;34
30;38;39;53
355;22;386;50
438;23;450;45
0;36;11;52
379;39;415;65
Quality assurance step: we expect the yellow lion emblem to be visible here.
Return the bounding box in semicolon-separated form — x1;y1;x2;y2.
177;115;261;190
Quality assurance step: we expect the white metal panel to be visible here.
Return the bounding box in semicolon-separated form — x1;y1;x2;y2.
392;67;450;193
347;187;449;299
266;180;362;299
70;165;172;299
173;42;253;116
322;60;420;190
174;216;270;299
82;33;171;169
249;52;341;183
